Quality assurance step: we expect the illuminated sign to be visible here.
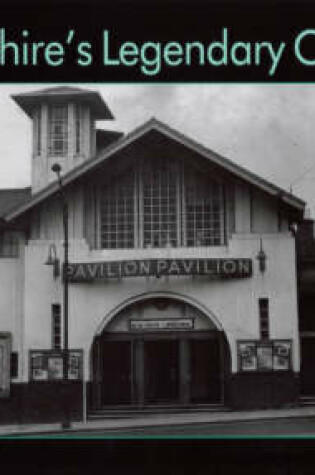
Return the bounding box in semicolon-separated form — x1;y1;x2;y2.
66;258;252;282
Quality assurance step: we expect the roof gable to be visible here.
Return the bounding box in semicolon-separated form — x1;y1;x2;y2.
5;118;304;221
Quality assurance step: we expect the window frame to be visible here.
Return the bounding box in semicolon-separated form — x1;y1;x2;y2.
95;159;228;250
47;104;69;157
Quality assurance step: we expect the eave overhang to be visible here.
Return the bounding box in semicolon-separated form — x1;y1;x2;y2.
12;87;114;120
5;118;305;222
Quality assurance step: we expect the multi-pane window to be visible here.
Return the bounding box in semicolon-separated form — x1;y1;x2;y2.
52;304;62;350
185;171;225;246
48;105;68;156
97;159;226;249
143;159;178;248
259;298;269;340
100;173;135;249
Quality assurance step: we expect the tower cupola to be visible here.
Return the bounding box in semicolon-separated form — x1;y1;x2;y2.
12;86;114;193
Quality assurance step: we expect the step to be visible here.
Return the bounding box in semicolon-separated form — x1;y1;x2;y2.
300;396;315;406
88;404;228;420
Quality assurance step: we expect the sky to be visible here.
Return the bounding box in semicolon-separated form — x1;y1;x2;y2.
0;84;314;217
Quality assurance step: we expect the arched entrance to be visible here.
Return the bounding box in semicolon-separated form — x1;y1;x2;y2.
91;296;230;408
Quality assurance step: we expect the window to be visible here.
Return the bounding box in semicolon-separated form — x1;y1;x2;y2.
0;232;19;257
52;304;61;350
34;107;41;156
96;159;226;250
185;171;225;246
75;104;82;155
99;172;135;249
48;105;68;156
259;298;269;339
143;159;178;248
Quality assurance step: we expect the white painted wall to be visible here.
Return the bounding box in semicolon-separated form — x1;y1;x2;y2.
20;230;298;382
0;168;299;384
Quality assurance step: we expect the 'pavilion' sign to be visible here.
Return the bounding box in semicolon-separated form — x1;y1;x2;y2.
66;258;252;282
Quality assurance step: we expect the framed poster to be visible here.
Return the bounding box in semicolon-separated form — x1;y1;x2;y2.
68;351;83;380
238;342;257;371
273;341;291;371
31;353;48;381
257;344;273;370
48;356;63;380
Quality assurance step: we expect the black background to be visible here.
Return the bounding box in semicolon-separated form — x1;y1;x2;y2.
2;0;315;472
0;1;315;81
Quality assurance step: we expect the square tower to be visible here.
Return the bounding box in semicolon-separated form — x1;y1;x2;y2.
12;87;114;193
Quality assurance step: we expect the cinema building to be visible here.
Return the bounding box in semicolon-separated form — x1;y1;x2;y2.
0;87;306;423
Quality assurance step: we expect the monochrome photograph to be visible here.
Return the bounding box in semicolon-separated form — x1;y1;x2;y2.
0;84;314;437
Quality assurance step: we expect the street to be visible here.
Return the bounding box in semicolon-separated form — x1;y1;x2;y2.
9;415;315;438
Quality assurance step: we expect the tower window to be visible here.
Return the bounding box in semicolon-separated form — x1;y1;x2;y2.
48;105;68;156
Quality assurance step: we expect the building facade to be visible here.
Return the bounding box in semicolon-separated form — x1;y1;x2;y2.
0;87;306;423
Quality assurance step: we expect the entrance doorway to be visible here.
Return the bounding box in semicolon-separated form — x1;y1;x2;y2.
300;337;315;396
92;332;225;408
101;341;131;405
91;297;229;409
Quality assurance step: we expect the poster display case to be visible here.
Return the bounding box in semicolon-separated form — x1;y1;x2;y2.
30;350;83;381
238;340;292;372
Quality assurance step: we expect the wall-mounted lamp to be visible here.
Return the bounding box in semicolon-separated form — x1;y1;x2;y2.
256;238;267;273
45;244;60;278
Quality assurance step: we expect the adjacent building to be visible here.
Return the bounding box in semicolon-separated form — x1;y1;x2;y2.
0;87;306;423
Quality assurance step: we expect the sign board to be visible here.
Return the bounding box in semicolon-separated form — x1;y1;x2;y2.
66;258;252;282
0;333;11;398
130;318;194;331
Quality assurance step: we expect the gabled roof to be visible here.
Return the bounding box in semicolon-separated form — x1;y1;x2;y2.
5;118;304;222
12;86;114;120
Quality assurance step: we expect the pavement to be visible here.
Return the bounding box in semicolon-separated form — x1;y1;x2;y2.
2;405;315;436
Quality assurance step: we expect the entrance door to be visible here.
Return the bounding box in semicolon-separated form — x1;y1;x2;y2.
300;337;315;396
190;338;221;403
101;340;131;405
144;340;179;403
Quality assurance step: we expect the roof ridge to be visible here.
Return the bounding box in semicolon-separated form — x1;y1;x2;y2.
5;118;305;221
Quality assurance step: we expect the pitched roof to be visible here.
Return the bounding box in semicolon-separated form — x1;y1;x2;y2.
5;118;305;222
12;86;114;120
0;187;32;219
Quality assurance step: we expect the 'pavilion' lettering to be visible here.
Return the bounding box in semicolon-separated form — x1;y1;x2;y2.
66;258;252;282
